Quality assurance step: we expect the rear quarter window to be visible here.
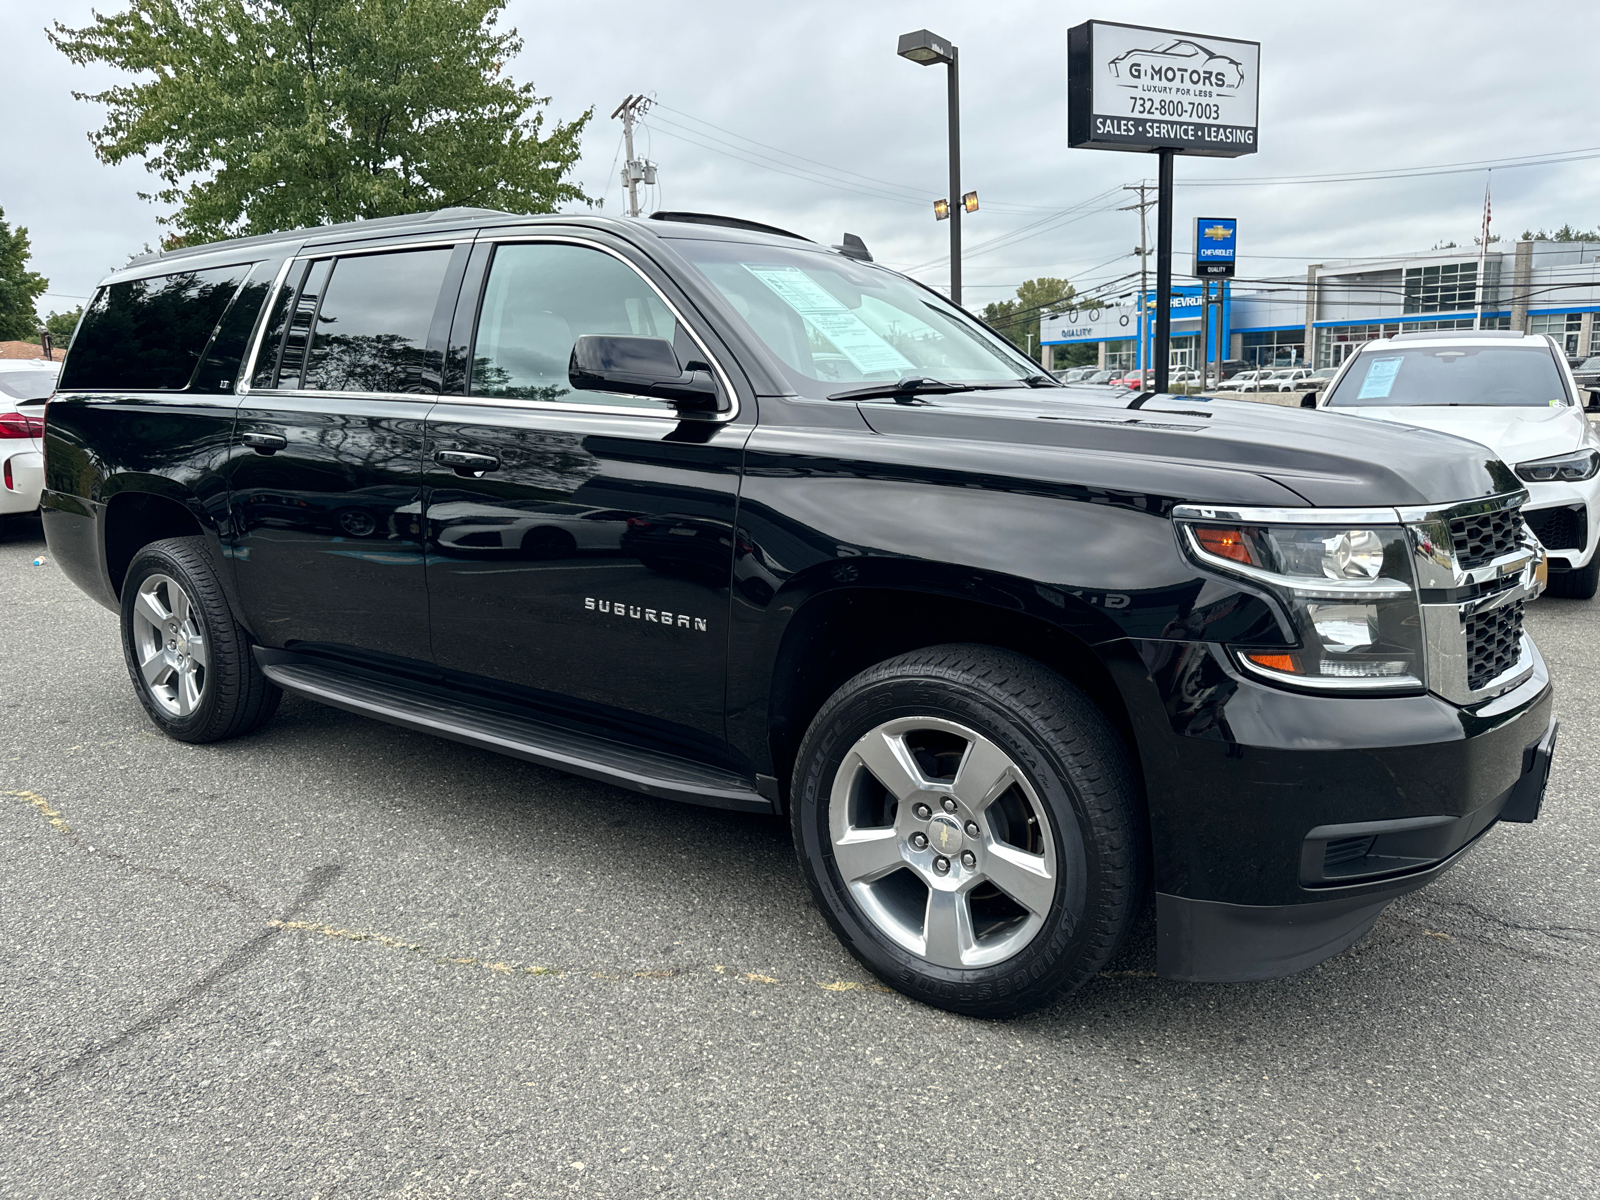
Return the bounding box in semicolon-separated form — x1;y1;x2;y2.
60;263;254;391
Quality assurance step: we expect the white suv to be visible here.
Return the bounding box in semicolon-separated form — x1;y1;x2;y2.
1309;330;1600;598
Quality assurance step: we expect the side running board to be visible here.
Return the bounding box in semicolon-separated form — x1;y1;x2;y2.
255;652;771;813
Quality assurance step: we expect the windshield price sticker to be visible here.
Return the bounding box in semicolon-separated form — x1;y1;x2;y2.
1357;357;1404;401
1068;21;1260;157
745;265;913;376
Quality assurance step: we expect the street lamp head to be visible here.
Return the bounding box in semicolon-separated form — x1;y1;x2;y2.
897;29;955;66
933;199;950;221
962;191;979;214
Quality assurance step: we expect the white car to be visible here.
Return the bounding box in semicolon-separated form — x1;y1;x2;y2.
0;359;57;526
1271;367;1316;392
1310;330;1600;598
1232;368;1289;393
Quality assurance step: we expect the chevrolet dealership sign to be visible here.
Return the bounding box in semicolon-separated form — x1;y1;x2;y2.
1068;21;1260;157
1194;217;1238;277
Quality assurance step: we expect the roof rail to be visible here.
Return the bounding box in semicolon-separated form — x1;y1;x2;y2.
648;211;812;242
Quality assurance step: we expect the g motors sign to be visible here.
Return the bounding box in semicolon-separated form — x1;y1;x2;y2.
1068;21;1259;157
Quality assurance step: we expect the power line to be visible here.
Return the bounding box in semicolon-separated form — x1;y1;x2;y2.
1173;146;1600;188
651;101;1070;215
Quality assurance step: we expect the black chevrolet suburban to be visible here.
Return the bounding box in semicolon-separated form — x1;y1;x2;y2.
41;208;1557;1016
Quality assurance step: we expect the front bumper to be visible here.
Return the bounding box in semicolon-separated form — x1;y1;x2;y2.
1108;636;1555;982
1522;479;1599;568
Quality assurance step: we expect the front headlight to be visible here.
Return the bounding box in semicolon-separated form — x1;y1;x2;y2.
1180;519;1425;692
1514;448;1600;483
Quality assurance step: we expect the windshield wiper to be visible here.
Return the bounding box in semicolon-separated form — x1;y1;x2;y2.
1022;373;1063;388
826;376;983;403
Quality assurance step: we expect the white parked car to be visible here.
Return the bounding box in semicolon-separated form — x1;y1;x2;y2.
0;358;57;527
1310;330;1600;598
1232;368;1292;393
1271;367;1317;392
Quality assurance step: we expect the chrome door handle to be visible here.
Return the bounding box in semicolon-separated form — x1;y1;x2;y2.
433;449;500;475
241;431;288;455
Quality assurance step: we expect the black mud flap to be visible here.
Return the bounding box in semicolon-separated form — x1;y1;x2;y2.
1500;718;1558;824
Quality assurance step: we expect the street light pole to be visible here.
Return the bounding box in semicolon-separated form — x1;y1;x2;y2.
898;29;963;307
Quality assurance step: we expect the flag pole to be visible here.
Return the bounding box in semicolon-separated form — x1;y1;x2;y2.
1474;173;1491;331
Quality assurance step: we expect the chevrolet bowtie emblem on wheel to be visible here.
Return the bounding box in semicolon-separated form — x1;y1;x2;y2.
928;815;962;852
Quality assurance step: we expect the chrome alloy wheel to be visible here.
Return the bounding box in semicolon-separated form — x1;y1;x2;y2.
828;716;1058;970
130;573;208;717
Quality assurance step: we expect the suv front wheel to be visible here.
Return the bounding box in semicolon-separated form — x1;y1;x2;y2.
120;536;281;743
791;645;1145;1017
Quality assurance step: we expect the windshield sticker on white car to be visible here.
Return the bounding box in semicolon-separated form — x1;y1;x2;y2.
1357;356;1403;400
744;265;914;376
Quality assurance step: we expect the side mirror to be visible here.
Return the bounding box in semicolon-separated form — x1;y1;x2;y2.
1300;392;1318;409
1586;389;1600;413
569;335;724;413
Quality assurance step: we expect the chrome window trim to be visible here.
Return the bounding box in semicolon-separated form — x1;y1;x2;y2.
237;240;468;399
237;256;300;396
1172;504;1402;526
236;388;441;406
432;233;741;424
297;234;468;255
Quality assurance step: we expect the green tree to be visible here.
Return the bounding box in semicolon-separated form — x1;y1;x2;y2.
1520;224;1600;242
45;307;83;344
0;206;49;341
981;277;1076;359
51;0;591;245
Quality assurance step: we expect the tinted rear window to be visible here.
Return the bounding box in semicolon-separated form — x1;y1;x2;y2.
60;263;254;391
301;249;452;393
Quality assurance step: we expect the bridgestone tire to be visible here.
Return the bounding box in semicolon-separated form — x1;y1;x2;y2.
791;644;1146;1018
120;536;281;743
1545;555;1600;600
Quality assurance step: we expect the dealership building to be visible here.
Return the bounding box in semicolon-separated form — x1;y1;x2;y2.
1042;239;1600;371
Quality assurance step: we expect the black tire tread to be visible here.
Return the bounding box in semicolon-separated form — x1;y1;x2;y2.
121;536;280;743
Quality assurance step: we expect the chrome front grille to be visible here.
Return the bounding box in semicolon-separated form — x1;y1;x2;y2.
1465;600;1525;692
1450;508;1523;569
1404;492;1541;707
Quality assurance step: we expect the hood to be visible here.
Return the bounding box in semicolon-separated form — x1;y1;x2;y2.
1334;402;1596;470
856;387;1520;508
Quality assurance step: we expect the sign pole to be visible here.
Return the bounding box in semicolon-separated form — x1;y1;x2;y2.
1199;278;1210;392
1154;148;1175;394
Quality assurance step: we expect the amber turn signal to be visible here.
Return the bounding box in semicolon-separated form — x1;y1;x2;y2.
1244;653;1301;674
1195;527;1254;565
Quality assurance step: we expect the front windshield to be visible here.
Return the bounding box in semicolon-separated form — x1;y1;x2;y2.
1579;357;1600;372
1325;345;1568;408
671;238;1041;396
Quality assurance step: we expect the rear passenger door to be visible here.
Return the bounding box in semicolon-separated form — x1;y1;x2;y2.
228;242;469;663
422;235;749;749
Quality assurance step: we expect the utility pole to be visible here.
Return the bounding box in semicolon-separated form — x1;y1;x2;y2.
611;94;656;218
1121;181;1155;382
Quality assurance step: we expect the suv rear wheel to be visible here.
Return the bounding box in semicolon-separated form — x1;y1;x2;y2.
791;644;1145;1017
120;536;281;743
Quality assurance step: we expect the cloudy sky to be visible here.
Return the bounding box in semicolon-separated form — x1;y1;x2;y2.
4;0;1599;317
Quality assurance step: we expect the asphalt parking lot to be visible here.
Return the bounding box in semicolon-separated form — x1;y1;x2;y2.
1;511;1596;1200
